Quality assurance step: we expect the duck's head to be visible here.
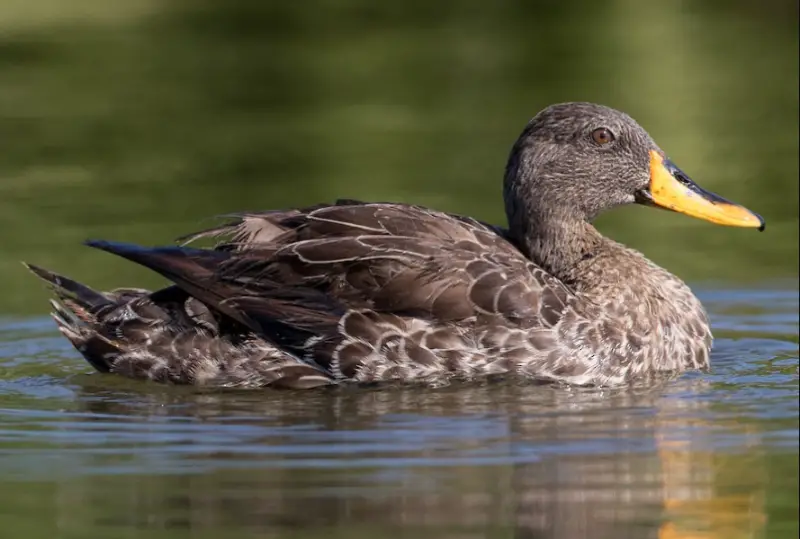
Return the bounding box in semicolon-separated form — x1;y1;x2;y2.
504;102;765;231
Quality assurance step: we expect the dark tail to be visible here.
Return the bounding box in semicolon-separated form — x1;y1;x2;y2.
23;262;121;372
84;239;343;349
83;240;257;330
24;263;112;314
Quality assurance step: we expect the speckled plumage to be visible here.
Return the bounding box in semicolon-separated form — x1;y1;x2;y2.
26;103;728;389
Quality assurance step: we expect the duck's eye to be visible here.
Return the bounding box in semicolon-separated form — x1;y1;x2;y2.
591;127;615;145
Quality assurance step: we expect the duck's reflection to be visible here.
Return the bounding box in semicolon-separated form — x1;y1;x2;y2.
55;377;767;539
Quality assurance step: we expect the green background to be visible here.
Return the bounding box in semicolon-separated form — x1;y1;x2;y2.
0;0;797;314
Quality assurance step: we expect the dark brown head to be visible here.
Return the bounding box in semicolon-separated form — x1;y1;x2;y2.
503;102;764;232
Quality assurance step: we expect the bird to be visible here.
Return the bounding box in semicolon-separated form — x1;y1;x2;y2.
24;102;765;389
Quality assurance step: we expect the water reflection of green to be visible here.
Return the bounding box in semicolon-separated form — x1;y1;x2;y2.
0;381;797;538
0;0;797;314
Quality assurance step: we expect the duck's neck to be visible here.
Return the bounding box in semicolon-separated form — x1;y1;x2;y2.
502;144;609;292
510;214;606;291
509;211;693;313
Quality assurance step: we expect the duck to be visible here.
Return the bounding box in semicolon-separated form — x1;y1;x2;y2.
24;102;764;389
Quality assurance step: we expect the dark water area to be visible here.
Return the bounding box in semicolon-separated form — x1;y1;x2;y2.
0;1;797;538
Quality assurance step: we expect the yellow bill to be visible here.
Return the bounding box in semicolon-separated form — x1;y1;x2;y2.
637;151;765;231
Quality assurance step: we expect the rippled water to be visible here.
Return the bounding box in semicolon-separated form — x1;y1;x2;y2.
0;288;797;539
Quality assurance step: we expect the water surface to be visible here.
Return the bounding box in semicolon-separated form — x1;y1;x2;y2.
0;288;797;538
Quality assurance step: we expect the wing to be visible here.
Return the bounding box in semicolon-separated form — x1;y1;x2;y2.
181;201;576;325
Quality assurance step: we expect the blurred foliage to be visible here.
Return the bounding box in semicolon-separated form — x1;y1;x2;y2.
0;0;797;314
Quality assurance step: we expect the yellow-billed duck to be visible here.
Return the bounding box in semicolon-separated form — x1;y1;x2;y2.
25;102;764;389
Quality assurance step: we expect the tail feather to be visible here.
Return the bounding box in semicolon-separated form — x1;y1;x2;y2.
24;263;112;314
48;298;83;328
53;319;119;373
46;297;119;373
84;239;346;348
25;263;125;373
83;240;258;331
24;257;339;388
